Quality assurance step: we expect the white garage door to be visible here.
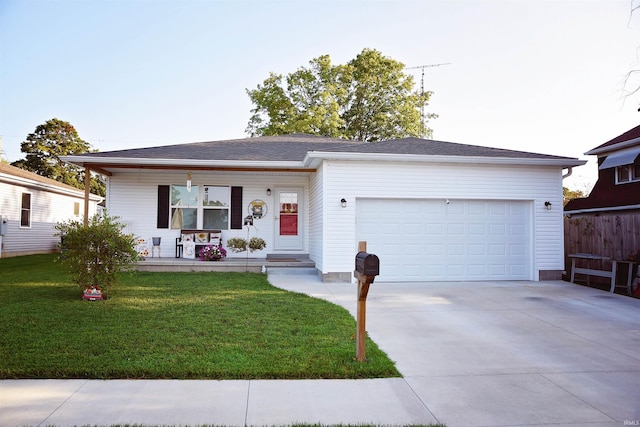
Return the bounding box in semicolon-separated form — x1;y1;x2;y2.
356;199;531;281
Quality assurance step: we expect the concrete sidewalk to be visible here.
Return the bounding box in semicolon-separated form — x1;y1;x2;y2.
0;378;435;426
2;275;640;426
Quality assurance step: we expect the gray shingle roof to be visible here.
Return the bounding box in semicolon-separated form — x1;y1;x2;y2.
77;133;574;162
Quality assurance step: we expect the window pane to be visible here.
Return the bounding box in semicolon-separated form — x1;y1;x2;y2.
203;209;229;229
618;166;630;182
171;185;198;207
280;192;298;213
22;193;31;209
171;208;197;229
634;164;640;180
203;186;229;206
21;209;30;227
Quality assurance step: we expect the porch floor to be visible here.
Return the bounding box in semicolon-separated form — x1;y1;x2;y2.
135;255;316;274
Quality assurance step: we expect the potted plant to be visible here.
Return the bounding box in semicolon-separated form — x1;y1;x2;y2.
248;237;267;252
199;244;227;261
226;237;267;253
225;237;248;253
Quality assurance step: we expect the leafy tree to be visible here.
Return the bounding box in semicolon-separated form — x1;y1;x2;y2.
563;186;585;206
56;213;138;298
11;118;106;196
246;48;436;141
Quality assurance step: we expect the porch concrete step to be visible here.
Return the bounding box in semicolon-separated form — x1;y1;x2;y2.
266;266;318;276
266;253;310;260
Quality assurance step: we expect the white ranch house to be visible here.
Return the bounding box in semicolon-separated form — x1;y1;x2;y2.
63;134;584;282
0;162;102;258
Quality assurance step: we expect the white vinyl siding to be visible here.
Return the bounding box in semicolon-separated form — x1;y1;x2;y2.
106;171;311;259
0;179;99;257
308;163;325;271
319;160;563;281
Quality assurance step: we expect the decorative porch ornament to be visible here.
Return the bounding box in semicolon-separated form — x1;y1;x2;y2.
83;285;103;301
186;171;192;192
249;199;267;219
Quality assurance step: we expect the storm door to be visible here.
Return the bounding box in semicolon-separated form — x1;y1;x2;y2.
274;188;303;250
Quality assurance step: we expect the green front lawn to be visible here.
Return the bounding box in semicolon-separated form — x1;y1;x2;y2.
0;254;400;379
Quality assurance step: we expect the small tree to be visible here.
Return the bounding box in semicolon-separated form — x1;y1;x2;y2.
56;213;138;298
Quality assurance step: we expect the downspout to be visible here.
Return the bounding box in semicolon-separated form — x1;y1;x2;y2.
562;167;573;179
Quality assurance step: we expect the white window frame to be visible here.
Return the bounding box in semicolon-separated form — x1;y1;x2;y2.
20;192;31;228
202;185;230;230
170;185;198;229
170;185;230;229
615;163;640;184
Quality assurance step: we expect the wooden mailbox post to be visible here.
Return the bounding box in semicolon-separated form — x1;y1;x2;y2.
354;241;380;362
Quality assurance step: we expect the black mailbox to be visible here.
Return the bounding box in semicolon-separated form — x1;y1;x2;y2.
355;252;380;277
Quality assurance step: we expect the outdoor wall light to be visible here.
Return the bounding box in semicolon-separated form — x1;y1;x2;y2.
186;171;193;192
544;201;552;210
267;188;271;196
341;198;347;208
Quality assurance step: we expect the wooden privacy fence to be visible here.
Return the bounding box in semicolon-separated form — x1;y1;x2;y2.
564;212;640;284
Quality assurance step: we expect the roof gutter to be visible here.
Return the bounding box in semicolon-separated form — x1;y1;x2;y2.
564;203;640;215
61;156;308;171
0;173;103;201
585;136;640;156
303;151;586;168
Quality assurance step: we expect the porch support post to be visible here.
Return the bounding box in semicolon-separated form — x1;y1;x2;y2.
84;166;90;227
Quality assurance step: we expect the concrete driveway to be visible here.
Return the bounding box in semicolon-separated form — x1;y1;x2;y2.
269;275;640;426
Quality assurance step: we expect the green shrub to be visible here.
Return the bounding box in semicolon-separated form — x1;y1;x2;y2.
56;213;138;297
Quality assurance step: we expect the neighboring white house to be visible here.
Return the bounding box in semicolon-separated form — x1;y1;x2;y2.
62;134;585;282
0;162;102;258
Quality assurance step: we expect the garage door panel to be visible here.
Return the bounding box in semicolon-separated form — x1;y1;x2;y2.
426;244;444;255
489;244;506;255
489;265;507;277
467;264;487;276
447;244;465;255
490;203;507;215
426;223;444;235
448;203;465;214
510;244;526;256
510;224;526;236
468;223;486;235
468;244;485;255
468;203;486;215
489;223;506;235
357;198;531;281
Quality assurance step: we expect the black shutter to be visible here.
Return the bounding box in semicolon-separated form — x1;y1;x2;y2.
157;185;170;229
230;186;243;229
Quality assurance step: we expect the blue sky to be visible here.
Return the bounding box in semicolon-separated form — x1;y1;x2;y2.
1;0;639;191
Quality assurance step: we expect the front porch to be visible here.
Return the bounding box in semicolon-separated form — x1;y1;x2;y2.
135;253;316;274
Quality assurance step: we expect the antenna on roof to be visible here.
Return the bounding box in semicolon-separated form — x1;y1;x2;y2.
0;135;7;163
405;63;451;138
